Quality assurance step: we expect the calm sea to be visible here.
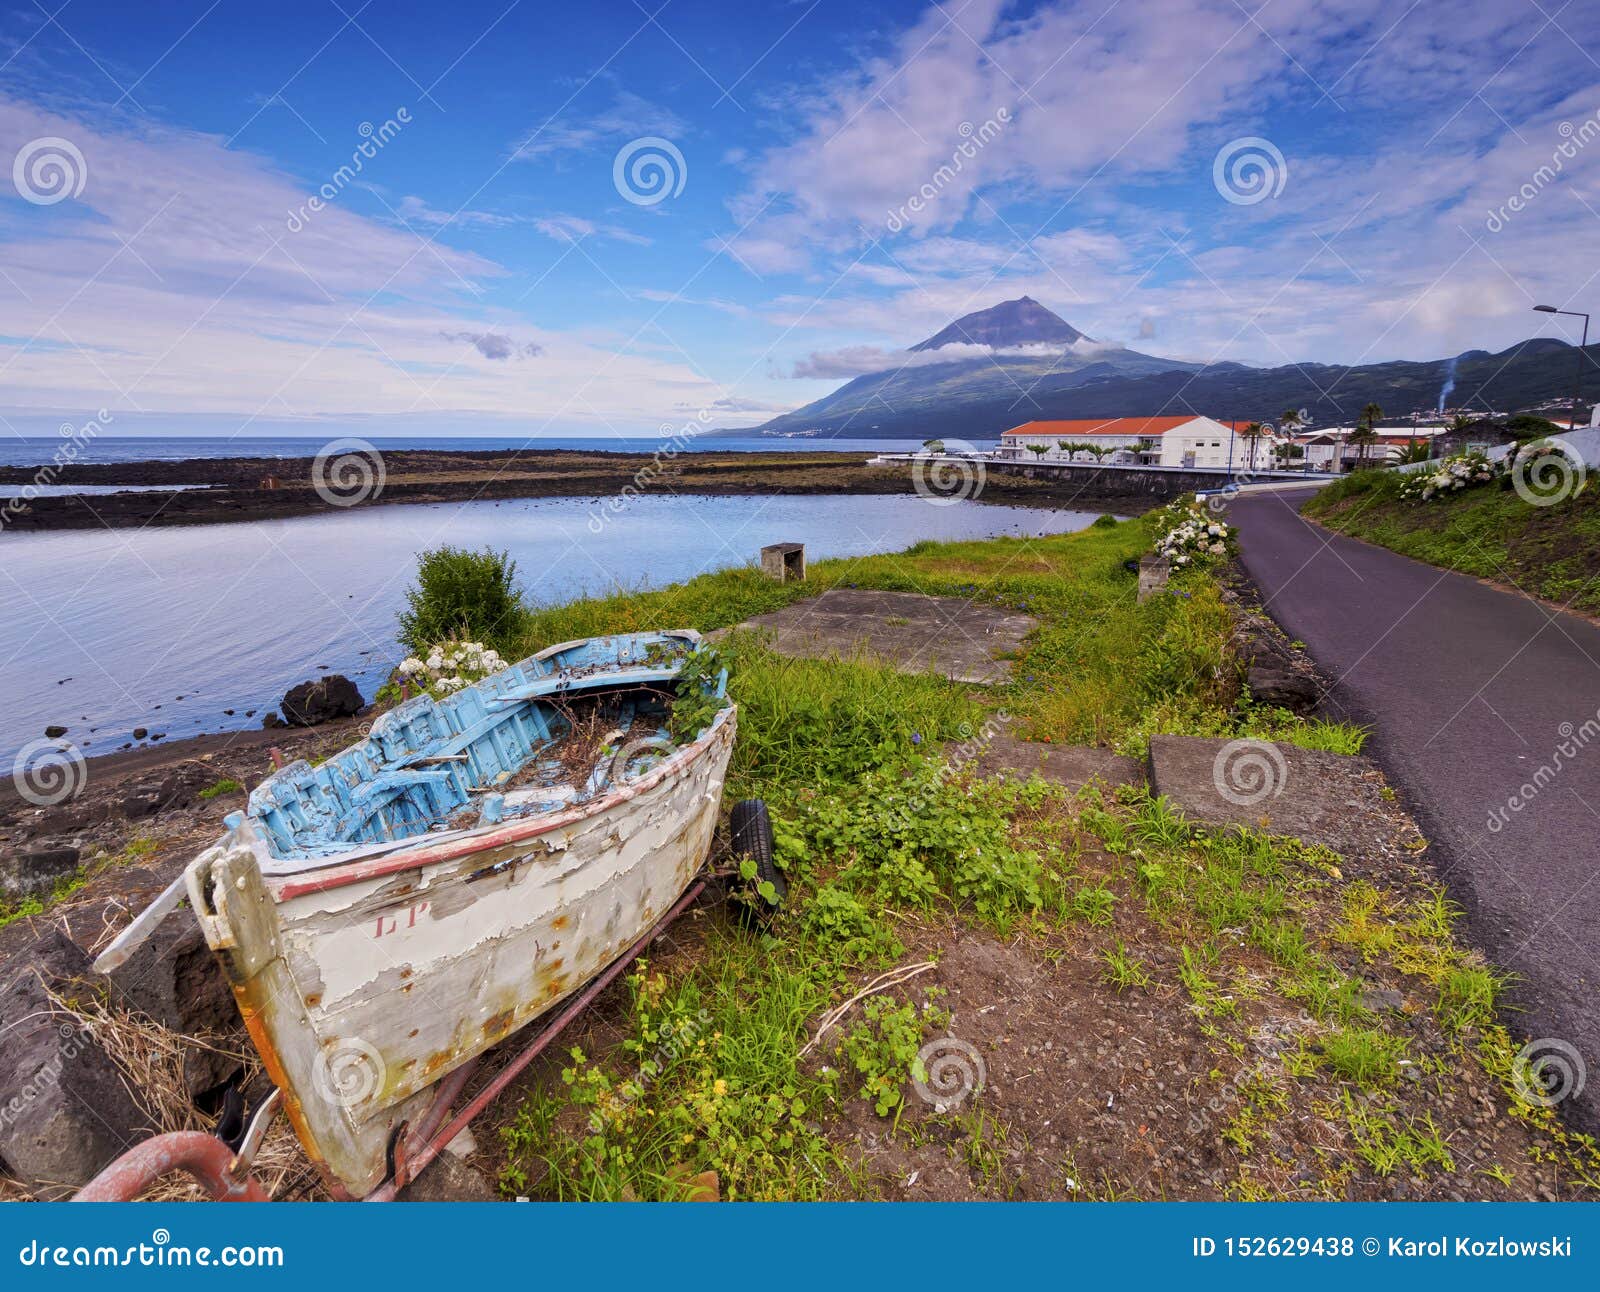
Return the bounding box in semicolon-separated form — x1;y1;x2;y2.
1;493;1093;763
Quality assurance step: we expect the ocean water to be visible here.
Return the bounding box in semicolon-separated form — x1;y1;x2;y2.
0;434;946;470
0;492;1093;762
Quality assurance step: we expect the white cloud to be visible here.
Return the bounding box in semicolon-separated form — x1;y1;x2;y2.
511;90;686;161
0;96;729;428
395;197;651;246
732;0;1600;371
791;337;1121;379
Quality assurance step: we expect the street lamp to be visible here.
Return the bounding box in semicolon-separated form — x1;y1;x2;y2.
1533;304;1590;430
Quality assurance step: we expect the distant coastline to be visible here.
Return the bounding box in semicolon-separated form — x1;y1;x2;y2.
0;445;918;530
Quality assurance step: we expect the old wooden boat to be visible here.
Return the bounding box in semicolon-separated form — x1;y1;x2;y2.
97;630;738;1198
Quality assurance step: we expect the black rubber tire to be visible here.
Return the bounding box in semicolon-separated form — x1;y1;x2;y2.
728;799;786;908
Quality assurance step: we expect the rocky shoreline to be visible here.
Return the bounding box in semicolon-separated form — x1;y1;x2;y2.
0;445;1158;530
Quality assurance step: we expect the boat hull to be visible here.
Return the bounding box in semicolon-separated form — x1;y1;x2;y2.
186;706;737;1197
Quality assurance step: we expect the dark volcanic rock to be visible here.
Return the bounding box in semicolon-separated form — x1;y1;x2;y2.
1246;663;1320;711
120;760;215;820
281;675;364;727
398;1148;499;1201
0;930;151;1197
106;915;241;1095
43;725;67;739
0;841;81;900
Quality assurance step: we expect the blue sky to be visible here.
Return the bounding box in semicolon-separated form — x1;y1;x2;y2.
2;0;1598;437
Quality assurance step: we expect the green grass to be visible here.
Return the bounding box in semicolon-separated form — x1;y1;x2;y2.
0;834;159;929
1320;1027;1408;1088
481;517;1594;1200
1101;940;1153;992
1338;1092;1455;1176
1304;469;1600;614
505;517;1241;751
0;870;87;929
199;778;243;800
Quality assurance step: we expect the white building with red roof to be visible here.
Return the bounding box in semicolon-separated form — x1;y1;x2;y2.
999;416;1261;469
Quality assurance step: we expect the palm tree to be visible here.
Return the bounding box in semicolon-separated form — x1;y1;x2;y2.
1280;408;1303;437
1240;421;1267;471
1348;402;1383;469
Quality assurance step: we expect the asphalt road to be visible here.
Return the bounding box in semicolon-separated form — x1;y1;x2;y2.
1230;488;1600;1133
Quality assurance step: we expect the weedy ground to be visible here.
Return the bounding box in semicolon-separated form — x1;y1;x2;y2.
490;515;1599;1201
1304;467;1600;616
9;511;1590;1201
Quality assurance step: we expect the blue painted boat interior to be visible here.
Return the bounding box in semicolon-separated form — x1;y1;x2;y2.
244;631;727;865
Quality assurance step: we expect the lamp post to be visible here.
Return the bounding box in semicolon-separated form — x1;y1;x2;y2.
1533;304;1590;430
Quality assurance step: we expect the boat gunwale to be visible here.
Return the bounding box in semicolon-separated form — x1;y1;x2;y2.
267;702;735;902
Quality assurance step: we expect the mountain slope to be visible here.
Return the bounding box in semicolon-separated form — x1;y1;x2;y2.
756;300;1596;439
758;297;1206;438
908;296;1087;350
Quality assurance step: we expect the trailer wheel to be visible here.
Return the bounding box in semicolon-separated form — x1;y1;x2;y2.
728;799;786;913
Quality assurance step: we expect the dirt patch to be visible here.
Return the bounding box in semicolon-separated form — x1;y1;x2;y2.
1147;735;1408;857
972;734;1142;793
826;906;1566;1201
731;588;1038;685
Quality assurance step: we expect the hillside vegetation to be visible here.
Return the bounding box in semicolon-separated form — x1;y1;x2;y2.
1304;469;1600;615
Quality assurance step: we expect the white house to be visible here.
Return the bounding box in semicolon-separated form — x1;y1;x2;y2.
1295;428;1441;471
998;416;1266;469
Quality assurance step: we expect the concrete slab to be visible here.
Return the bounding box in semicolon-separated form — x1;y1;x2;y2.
1147;734;1395;853
970;734;1142;792
732;588;1038;685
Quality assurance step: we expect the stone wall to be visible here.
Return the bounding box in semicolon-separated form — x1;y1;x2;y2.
984;459;1311;503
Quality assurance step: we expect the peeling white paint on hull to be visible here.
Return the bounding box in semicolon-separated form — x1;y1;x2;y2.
186;708;736;1197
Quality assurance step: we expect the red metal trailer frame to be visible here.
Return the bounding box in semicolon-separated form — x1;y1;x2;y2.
74;880;707;1203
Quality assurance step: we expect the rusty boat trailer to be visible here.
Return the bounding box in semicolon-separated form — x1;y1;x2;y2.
74;880;707;1203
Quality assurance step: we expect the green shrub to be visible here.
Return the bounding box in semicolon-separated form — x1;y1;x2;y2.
398;546;529;655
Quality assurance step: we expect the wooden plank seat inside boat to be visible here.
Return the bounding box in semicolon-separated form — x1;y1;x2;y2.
246;631;703;867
